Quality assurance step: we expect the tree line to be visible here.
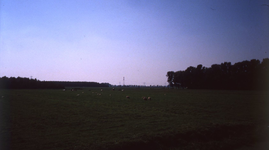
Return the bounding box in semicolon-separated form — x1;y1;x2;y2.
167;58;269;90
50;81;110;88
0;77;64;89
0;77;111;89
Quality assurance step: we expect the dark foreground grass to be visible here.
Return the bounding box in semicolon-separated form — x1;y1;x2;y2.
1;88;269;150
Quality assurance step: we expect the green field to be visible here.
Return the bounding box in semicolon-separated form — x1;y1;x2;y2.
1;88;269;150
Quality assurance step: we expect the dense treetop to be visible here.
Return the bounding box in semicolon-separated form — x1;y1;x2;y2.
167;58;269;90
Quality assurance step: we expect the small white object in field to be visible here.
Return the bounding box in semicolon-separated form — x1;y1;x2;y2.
77;94;80;96
101;89;103;91
63;89;66;91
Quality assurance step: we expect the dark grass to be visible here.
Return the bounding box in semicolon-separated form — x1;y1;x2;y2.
1;88;269;150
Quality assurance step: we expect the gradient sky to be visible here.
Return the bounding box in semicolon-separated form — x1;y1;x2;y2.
1;0;269;86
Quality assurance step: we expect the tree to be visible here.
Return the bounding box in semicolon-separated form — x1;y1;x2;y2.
166;71;175;88
166;58;269;90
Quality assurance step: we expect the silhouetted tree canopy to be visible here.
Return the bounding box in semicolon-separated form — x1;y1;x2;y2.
0;77;111;89
0;77;64;89
167;58;269;90
166;71;175;87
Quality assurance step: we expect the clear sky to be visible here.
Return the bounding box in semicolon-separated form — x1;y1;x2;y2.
1;0;268;86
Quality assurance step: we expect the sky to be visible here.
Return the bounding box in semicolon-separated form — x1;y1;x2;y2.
0;0;269;86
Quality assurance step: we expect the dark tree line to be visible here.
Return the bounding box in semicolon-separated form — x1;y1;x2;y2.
167;58;269;90
50;81;111;88
0;77;64;89
0;77;111;89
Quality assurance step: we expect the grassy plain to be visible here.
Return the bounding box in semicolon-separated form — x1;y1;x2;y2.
1;88;269;150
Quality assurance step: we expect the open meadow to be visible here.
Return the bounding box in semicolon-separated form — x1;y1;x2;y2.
1;88;269;150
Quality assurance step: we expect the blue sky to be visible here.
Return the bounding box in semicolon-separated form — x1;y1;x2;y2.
0;0;268;86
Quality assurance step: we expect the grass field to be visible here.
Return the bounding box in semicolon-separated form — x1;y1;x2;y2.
1;88;269;150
